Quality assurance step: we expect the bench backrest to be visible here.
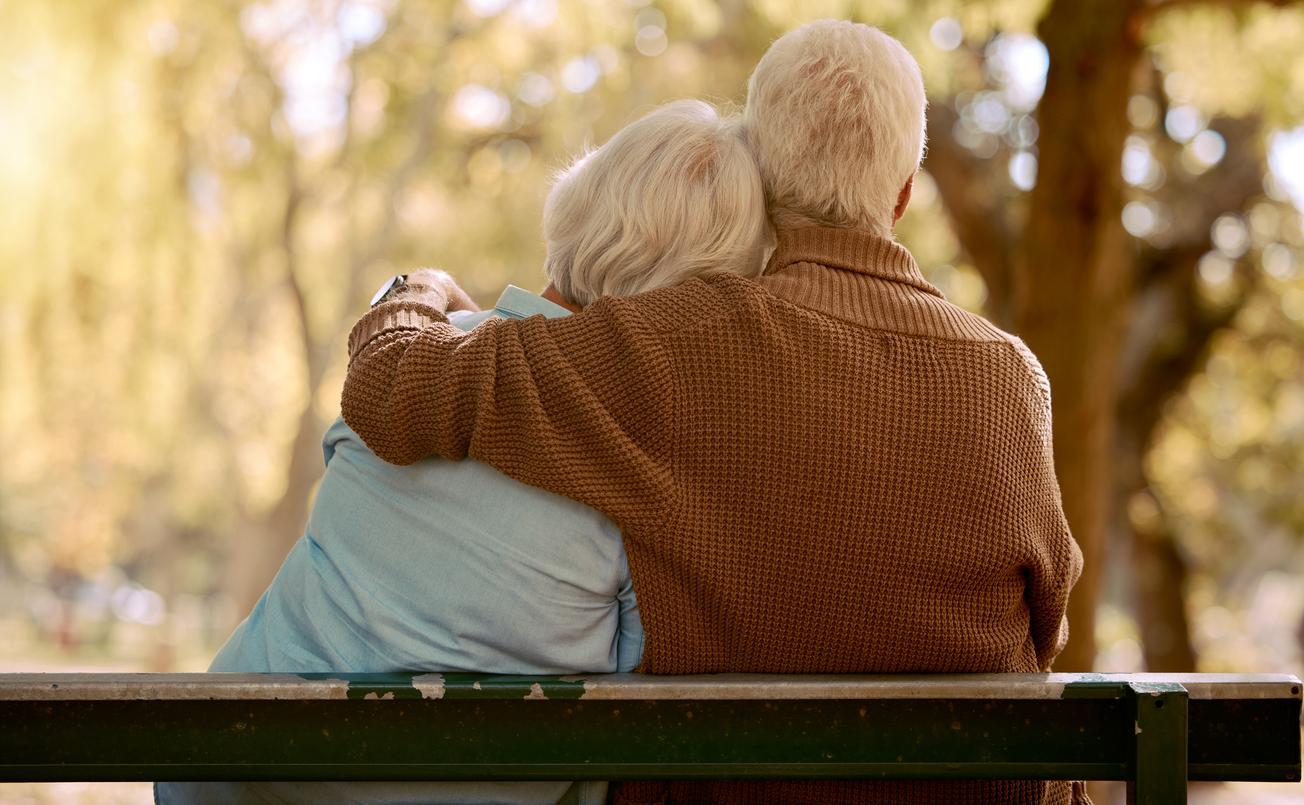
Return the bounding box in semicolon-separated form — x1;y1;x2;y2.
2;672;1300;804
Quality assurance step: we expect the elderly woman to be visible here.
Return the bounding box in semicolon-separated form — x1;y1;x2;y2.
155;100;766;805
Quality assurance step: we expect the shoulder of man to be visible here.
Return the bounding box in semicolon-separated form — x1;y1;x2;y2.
927;299;1053;410
999;333;1053;410
924;303;1055;421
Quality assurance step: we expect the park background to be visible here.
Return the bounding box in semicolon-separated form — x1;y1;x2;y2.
1;0;1302;802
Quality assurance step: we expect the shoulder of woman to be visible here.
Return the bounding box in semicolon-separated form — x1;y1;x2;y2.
581;273;765;335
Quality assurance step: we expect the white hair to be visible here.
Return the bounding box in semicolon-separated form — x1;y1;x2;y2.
543;100;768;306
742;20;927;236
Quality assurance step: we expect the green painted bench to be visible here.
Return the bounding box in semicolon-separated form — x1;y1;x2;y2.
1;672;1299;804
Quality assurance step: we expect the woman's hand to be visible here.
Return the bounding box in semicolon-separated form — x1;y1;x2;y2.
402;269;481;314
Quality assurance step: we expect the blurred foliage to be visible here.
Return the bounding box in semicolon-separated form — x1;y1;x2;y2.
0;0;1302;673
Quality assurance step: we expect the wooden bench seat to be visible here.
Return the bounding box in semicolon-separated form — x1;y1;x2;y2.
1;672;1299;804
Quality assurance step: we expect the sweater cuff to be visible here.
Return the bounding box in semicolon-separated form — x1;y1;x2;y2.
347;300;449;361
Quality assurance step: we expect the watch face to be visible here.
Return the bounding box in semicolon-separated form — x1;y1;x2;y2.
370;274;406;306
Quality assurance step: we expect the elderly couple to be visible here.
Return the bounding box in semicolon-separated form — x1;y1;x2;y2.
160;19;1085;805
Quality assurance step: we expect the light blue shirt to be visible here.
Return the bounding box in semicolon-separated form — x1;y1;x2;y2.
157;287;642;805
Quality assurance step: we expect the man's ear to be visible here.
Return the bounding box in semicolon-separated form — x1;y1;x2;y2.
892;174;914;225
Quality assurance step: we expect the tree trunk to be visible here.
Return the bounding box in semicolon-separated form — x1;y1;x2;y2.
231;402;326;615
1131;496;1199;671
1017;0;1144;671
1115;380;1199;673
228;148;329;617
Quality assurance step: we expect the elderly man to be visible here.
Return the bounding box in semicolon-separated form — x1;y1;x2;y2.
344;20;1085;805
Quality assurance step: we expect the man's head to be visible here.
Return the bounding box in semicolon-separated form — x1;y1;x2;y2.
543;100;767;307
743;20;926;236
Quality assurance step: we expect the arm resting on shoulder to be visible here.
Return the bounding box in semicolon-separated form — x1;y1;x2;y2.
341;294;679;531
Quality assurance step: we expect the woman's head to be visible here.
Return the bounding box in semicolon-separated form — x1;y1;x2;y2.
543;100;768;307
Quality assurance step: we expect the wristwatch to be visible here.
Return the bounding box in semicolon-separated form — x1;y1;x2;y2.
369;274;408;307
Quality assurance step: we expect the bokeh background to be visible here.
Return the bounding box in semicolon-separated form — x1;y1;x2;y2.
1;0;1302;802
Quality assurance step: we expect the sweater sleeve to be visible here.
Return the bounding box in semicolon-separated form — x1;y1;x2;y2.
1010;339;1084;672
340;294;679;533
1025;448;1082;672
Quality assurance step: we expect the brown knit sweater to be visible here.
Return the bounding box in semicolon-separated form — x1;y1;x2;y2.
342;226;1085;805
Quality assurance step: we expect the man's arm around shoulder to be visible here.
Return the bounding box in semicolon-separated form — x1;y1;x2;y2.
341;274;691;531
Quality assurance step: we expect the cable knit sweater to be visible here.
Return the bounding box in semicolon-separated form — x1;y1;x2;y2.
341;226;1085;805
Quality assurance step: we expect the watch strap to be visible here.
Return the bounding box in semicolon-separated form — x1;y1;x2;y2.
369;274;407;307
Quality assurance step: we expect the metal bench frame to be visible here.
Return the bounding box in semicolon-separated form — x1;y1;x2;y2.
2;672;1300;805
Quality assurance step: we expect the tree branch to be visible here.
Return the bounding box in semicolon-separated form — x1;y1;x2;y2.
278;151;325;384
1116;116;1266;448
1118;253;1254;447
337;19;496;321
340;86;442;310
1131;0;1299;30
922;102;1017;326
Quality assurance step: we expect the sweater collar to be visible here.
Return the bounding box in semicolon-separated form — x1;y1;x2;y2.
765;226;943;298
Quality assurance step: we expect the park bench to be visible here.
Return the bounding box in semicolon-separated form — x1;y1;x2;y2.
1;672;1299;804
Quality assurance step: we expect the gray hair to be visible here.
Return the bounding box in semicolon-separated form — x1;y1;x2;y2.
544;100;768;306
743;20;927;235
